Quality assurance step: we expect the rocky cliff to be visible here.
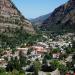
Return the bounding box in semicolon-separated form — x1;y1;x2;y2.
0;0;35;35
40;0;75;33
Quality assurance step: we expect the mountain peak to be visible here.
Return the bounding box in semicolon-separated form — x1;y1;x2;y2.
0;0;20;17
0;0;35;34
40;0;75;32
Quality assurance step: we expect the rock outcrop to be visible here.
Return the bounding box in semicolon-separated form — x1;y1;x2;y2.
0;0;35;34
40;0;75;32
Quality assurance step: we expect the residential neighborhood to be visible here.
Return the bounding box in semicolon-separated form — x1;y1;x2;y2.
0;0;75;75
0;32;75;75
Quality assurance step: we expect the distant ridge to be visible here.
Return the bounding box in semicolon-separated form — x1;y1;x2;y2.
31;13;50;27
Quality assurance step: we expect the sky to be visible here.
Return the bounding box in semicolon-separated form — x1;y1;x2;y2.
12;0;68;19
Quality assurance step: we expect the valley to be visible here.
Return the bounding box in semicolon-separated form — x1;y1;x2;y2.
0;0;75;75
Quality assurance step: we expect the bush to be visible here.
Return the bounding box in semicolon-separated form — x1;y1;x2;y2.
0;68;6;73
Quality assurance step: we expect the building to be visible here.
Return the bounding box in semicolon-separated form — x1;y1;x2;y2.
32;46;47;55
17;47;29;55
52;53;60;59
0;58;7;68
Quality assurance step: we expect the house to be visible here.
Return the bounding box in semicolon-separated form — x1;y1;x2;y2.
32;46;47;55
0;58;7;68
27;45;47;61
29;54;42;61
52;53;60;59
2;50;12;61
0;58;5;64
49;41;72;49
37;42;49;48
17;47;29;55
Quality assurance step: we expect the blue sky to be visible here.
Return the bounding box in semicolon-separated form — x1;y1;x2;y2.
12;0;68;19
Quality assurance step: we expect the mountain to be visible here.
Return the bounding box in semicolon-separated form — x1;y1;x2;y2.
0;0;35;49
31;14;50;27
0;0;35;34
40;0;75;33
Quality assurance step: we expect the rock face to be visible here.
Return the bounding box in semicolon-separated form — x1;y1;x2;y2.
40;0;75;32
0;0;35;34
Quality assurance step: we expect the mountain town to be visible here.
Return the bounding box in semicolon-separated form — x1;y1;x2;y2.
0;0;75;75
